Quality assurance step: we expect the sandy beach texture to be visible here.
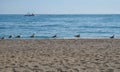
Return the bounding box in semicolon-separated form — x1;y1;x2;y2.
0;39;120;72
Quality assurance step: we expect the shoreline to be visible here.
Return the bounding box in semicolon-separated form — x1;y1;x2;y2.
1;37;120;40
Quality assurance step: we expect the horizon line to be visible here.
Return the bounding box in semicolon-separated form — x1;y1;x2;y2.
0;13;120;15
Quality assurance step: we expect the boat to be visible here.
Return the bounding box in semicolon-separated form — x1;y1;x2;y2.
24;13;35;16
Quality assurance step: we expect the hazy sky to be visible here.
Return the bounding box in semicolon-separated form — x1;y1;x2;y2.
0;0;120;14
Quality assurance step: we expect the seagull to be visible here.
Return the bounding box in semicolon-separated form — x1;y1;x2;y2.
52;34;57;38
15;35;21;38
30;33;35;38
110;34;114;39
74;34;80;38
1;37;4;40
8;35;12;38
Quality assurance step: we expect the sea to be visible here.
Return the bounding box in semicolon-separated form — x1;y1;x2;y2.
0;14;120;39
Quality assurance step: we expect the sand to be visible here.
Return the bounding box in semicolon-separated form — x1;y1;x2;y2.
0;39;120;72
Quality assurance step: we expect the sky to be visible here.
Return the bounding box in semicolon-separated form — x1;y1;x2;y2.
0;0;120;14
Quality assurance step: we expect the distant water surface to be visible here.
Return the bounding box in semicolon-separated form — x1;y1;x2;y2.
0;14;120;39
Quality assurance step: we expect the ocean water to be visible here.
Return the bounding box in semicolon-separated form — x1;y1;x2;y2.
0;14;120;39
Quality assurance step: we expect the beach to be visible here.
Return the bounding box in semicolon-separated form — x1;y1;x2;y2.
0;39;120;72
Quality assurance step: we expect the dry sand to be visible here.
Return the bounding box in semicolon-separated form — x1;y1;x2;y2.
0;39;120;72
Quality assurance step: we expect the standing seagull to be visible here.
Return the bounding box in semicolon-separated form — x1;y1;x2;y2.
74;34;80;38
15;35;21;38
110;34;114;39
52;34;57;38
30;33;35;38
8;35;12;38
1;37;4;40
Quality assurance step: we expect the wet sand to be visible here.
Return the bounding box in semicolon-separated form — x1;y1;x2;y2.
0;39;120;72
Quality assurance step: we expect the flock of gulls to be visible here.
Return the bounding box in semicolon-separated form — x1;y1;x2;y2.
0;33;115;40
0;33;35;40
0;33;80;40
